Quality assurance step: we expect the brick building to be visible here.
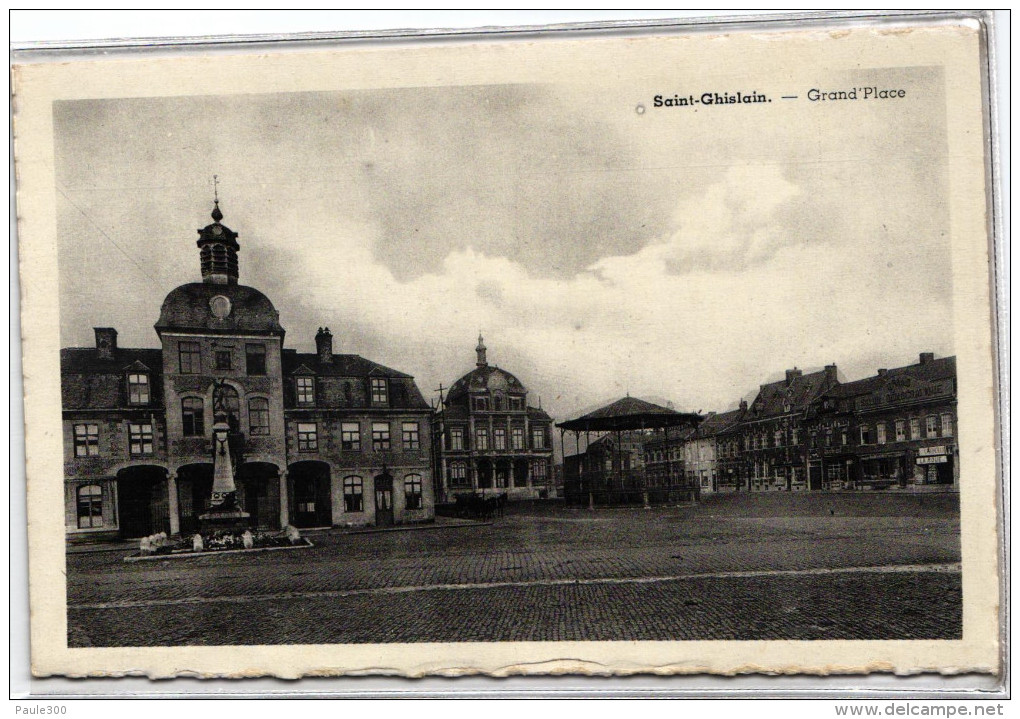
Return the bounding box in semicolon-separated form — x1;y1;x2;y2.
62;202;433;541
432;336;554;502
740;366;840;492
804;353;958;490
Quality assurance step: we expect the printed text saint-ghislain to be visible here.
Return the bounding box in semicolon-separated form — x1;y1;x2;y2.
653;91;770;107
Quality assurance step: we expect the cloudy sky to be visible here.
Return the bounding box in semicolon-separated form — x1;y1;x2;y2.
54;67;952;424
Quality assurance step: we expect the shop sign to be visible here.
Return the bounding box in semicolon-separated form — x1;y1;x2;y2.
918;445;947;457
916;455;948;465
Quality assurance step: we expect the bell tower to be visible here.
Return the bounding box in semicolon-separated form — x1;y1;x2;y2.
196;179;240;285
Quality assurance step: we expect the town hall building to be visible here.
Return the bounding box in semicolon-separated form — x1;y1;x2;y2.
61;201;434;541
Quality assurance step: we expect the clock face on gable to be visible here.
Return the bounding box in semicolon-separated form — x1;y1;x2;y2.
209;295;232;319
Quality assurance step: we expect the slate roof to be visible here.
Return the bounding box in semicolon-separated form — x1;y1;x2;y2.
693;408;744;438
747;369;835;421
155;282;283;336
446;364;528;401
558;396;702;432
60;347;164;410
282;350;413;379
814;356;956;404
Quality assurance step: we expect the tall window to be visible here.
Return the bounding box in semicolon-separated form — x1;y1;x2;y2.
214;350;232;371
127;373;149;404
76;484;103;528
297;423;318;452
774;429;783;447
475;427;489;451
128;423;153;455
926;415;939;439
532;427;546;449
343;476;364;512
532;461;548;482
73;423;100;457
876;422;887;445
910;418;921;440
248;397;270;435
941;413;954;437
449;427;464;451
825;429;833;447
341;422;361;451
402;422;420;451
792;428;800;446
370;378;389;406
372;422;391;451
494;427;506;450
449;462;469;488
895;420;906;442
404;473;423;510
181;398;205;437
859;425;872;445
474;396;489;411
245;344;266;376
511;427;524;450
296;377;315;405
510;397;523;411
178;341;201;374
840;430;848;446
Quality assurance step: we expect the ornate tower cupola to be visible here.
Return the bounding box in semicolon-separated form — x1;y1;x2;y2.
196;193;240;285
476;333;488;367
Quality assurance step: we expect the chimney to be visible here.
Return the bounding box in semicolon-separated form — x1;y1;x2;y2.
919;352;935;365
94;327;117;360
877;368;888;376
785;367;802;386
739;399;748;414
315;327;333;364
824;364;838;384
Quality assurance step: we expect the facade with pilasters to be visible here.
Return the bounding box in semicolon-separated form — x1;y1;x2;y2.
432;337;554;502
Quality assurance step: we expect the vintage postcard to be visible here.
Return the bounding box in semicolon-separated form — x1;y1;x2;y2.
13;16;1002;679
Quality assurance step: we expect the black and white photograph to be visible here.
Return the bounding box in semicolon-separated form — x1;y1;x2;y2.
13;15;1002;679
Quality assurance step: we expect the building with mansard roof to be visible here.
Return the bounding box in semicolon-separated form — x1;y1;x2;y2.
432;336;554;502
61;201;433;541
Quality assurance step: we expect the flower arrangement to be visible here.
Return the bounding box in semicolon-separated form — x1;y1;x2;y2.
136;526;306;556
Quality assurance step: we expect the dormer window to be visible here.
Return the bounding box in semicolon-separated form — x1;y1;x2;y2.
127;373;149;405
370;378;389;406
474;396;489;412
510;397;524;411
296;377;315;406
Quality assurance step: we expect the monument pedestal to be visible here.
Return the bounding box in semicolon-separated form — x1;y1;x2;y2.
198;508;251;534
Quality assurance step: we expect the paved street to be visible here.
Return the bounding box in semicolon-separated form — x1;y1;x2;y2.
66;492;961;646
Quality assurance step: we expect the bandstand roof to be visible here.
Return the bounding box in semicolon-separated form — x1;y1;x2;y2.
556;396;702;433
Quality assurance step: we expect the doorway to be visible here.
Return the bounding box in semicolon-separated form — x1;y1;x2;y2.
116;466;169;538
289;461;332;528
375;472;394;527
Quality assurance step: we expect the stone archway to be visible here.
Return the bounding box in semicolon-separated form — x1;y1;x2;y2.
176;463;213;535
116;465;170;539
237;462;282;530
288;460;332;528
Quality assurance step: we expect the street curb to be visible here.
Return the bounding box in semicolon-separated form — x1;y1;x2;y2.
123;539;315;562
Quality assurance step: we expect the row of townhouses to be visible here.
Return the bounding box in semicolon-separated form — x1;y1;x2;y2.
657;357;959;495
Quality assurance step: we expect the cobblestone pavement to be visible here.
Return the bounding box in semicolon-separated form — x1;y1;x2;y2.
66;493;961;645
